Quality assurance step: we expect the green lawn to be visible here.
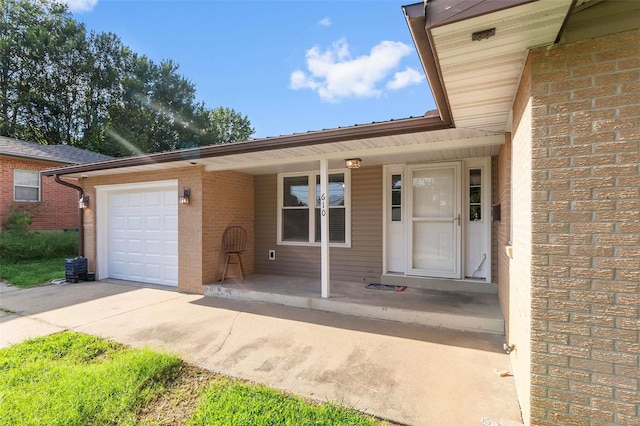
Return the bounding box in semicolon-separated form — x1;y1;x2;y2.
0;332;180;426
189;380;381;426
0;332;386;426
0;257;67;287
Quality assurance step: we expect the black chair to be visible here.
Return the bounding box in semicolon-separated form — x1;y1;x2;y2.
220;225;247;283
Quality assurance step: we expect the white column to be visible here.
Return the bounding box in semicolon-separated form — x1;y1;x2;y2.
319;159;330;298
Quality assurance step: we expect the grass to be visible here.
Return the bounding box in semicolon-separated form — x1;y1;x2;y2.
0;257;68;287
0;332;181;426
0;230;78;287
189;380;383;426
1;333;386;426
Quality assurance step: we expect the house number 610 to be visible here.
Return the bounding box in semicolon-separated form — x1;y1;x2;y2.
321;193;326;216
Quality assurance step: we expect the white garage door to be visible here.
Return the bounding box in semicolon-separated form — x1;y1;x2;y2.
107;187;178;286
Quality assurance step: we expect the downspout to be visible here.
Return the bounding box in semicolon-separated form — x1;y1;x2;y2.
53;175;84;257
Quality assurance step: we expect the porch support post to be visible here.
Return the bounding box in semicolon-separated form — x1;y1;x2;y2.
320;159;331;298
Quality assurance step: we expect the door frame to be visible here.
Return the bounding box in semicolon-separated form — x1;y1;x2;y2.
382;158;493;282
382;164;406;274
463;157;493;282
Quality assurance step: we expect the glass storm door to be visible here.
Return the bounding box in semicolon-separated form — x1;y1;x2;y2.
408;163;462;278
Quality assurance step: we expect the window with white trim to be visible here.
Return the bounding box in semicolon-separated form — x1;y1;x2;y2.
14;170;40;202
278;170;350;246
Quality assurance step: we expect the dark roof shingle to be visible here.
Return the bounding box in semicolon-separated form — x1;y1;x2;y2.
0;136;113;164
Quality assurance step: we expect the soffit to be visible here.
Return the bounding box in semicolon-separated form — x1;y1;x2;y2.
56;128;503;178
430;0;574;132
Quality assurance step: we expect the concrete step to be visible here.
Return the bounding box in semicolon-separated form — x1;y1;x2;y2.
381;274;498;294
203;283;504;335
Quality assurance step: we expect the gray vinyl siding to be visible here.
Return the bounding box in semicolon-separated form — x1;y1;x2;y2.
254;166;383;283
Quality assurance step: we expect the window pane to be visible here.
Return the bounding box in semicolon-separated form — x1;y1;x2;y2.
283;176;308;207
15;170;39;187
470;186;481;203
315;173;344;207
413;168;454;217
392;174;402;189
15;186;39;201
391;191;401;206
282;209;309;241
314;208;345;243
392;206;402;221
470;205;482;221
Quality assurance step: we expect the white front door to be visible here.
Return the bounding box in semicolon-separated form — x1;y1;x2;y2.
407;162;462;278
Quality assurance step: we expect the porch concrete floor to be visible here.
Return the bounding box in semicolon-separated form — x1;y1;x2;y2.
204;274;505;334
1;280;522;426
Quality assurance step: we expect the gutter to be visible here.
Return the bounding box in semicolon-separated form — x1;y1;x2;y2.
53;175;85;258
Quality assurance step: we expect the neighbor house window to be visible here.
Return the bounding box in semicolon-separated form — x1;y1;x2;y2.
14;170;40;202
278;171;350;246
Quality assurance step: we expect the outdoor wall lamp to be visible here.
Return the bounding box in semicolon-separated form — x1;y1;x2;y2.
178;187;191;205
345;158;362;169
78;195;90;209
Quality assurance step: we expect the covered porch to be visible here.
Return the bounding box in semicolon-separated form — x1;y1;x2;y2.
204;274;504;334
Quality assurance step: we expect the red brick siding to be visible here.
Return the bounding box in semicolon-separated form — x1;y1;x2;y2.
0;156;79;230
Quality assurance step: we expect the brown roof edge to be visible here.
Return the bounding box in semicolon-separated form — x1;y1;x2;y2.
42;114;448;177
403;3;454;127
555;0;578;43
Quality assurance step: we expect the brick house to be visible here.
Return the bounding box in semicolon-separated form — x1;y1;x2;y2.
0;136;112;230
43;1;638;424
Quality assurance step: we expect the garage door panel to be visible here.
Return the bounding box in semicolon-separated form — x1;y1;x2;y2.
107;185;179;287
165;240;178;254
145;216;162;230
145;240;162;255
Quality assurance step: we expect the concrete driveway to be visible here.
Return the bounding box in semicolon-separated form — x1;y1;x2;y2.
0;280;522;426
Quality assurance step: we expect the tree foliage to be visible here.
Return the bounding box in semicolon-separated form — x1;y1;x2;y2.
0;0;254;156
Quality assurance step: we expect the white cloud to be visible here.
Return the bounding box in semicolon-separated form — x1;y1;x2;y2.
289;38;414;102
387;67;424;90
56;0;98;12
319;17;331;27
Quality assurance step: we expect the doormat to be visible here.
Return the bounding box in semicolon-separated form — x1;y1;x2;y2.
366;283;407;292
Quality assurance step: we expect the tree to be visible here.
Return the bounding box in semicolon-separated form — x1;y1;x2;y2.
0;0;255;156
106;56;202;155
199;106;255;145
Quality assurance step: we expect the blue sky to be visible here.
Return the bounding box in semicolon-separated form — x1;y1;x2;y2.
64;0;436;139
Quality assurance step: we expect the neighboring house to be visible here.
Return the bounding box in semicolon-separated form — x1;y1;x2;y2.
43;1;638;425
0;136;112;230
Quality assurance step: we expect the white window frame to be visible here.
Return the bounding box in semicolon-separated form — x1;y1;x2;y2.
14;169;41;202
277;169;351;248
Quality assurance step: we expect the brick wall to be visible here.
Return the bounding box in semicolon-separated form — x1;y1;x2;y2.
0;156;78;230
82;166;254;294
202;170;254;285
528;29;639;425
508;57;535;424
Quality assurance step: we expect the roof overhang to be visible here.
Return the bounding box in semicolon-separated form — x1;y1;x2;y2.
42;115;504;178
404;0;576;132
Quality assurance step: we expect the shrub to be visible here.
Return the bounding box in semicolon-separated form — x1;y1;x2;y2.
0;230;78;262
3;205;33;233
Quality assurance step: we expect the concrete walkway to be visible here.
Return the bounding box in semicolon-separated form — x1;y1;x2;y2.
0;281;522;426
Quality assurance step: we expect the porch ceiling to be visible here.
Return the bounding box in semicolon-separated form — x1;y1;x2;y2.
55;127;503;178
411;0;575;133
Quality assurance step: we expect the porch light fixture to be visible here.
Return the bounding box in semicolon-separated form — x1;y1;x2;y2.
345;158;362;169
78;195;90;209
178;187;191;205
